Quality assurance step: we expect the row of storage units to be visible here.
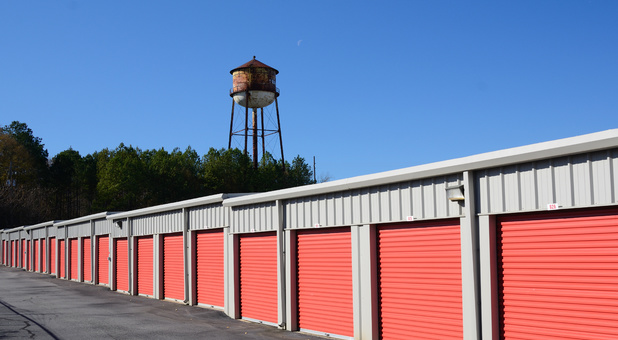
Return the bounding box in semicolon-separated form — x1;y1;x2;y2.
2;129;618;339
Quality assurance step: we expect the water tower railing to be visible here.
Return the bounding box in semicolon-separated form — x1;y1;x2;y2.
230;84;280;96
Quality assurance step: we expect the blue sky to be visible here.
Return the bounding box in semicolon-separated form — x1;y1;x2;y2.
1;1;617;181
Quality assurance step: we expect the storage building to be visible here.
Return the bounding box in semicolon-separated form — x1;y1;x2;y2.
2;129;618;340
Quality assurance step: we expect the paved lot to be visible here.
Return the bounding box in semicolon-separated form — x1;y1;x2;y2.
0;266;323;340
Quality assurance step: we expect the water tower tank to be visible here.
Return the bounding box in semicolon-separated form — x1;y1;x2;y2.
230;56;279;108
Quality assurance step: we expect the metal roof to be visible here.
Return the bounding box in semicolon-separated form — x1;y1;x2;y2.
223;129;618;207
230;56;279;74
107;193;251;221
54;212;119;227
24;221;62;230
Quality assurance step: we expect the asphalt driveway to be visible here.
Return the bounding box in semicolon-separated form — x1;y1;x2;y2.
0;266;322;340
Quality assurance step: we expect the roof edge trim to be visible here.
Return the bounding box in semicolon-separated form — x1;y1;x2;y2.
223;129;618;207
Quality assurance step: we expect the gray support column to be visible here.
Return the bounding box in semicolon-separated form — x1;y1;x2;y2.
78;236;83;282
130;233;138;296
188;229;197;306
460;170;481;340
276;199;286;329
183;208;190;305
224;231;240;319
351;224;378;340
108;232;113;289
127;218;134;295
284;229;298;331
155;233;163;300
90;221;95;284
46;227;51;275
479;214;499;340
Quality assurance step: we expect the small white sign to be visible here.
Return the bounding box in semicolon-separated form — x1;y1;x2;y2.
250;228;255;232
406;216;415;221
547;203;560;210
313;223;321;228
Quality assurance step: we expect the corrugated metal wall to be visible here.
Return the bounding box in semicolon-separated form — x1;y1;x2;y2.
189;204;228;230
286;174;464;229
93;219;113;235
132;210;183;236
66;222;91;238
32;228;46;239
230;202;278;233
477;149;618;214
47;226;57;237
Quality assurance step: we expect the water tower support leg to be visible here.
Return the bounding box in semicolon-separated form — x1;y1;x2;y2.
228;99;235;149
275;97;285;172
252;108;258;169
261;108;265;160
244;91;249;155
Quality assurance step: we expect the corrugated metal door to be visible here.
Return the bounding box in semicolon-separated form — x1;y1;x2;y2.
70;238;78;280
115;238;129;292
59;239;66;278
12;240;16;267
33;240;39;272
42;239;47;273
83;237;92;282
499;209;618;339
163;233;184;301
378;220;463;340
239;232;278;324
136;236;154;296
195;229;224;308
296;228;353;337
97;235;109;285
49;238;56;275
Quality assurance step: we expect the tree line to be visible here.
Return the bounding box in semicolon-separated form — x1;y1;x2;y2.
0;121;315;229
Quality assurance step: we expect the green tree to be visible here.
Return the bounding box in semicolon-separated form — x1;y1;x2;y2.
49;148;97;219
143;146;203;205
93;144;148;211
201;148;254;194
2;121;49;185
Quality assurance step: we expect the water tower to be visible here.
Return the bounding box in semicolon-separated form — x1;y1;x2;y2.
228;56;285;169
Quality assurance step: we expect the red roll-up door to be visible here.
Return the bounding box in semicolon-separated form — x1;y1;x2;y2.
97;235;109;285
33;240;39;272
49;238;56;275
296;228;353;336
70;238;78;280
239;232;278;324
378;220;463;340
163;233;184;301
59;239;66;278
499;209;618;340
195;229;224;308
42;239;47;273
115;238;129;292
136;236;154;296
83;238;92;282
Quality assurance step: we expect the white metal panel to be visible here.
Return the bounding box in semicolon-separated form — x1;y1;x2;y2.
93;219;113;235
284;176;464;229
31;228;46;239
230;202;277;234
189;204;228;230
518;163;537;211
66;222;90;238
478;149;618;214
131;210;183;236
